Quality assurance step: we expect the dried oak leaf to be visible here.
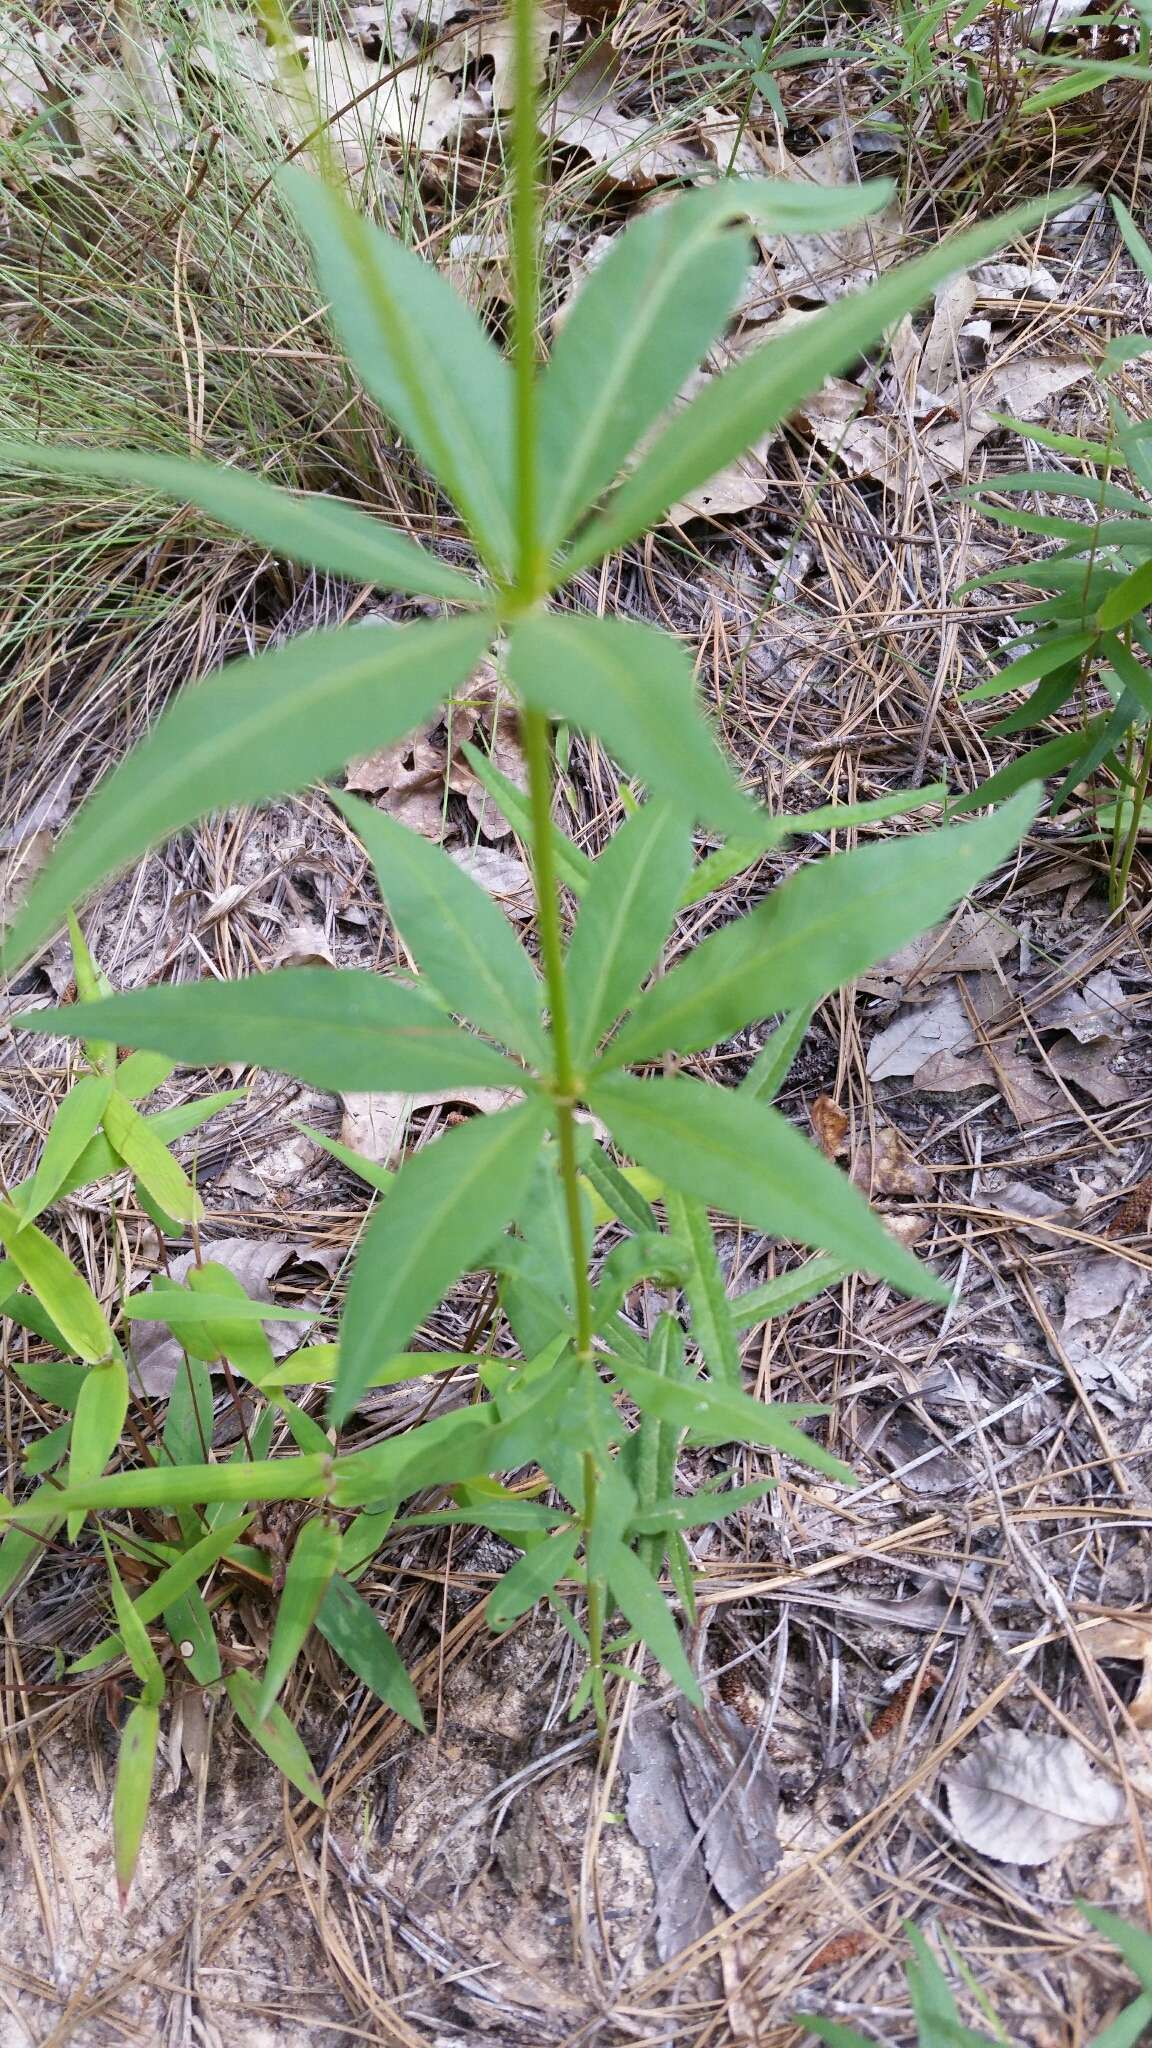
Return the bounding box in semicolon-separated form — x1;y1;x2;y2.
1078;1616;1152;1729
340;1084;522;1167
944;1731;1124;1866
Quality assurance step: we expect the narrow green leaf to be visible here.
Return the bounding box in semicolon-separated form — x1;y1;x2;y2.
537;178;888;546
604;790;1038;1068
1097;557;1152;630
1104;636;1152;716
581;1144;660;1236
590;1072;948;1303
71;1517;250;1673
611;1354;849;1480
316;1574;424;1729
3;1455;332;1520
741;1006;814;1104
1;614;492;975
0;1493;61;1603
186;1261;279;1384
508;614;760;839
17;1075;113;1224
123;1290;312;1327
227;1668;325;1805
166;1587;221;1685
257;1515;343;1717
332;790;547;1064
730;1256;851;1330
602;1538;703;1705
333;1099;549;1427
114;1049;177;1099
24;1423;71;1478
67;1356;129;1535
101;1091;201;1223
562;193;1084;573
103;1538;165;1704
799;2020;875;2047
21;968;526;1094
963;629;1098;704
630;1477;776;1533
0;1205;115;1360
1079;1905;1152;1991
459;738;593;894
664;1190;741;1389
0;439;483;604
948;726;1103;813
282;168;514;575
566;803;693;1065
1087;1992;1152;2048
113;1701;160;1905
488;1526;581;1630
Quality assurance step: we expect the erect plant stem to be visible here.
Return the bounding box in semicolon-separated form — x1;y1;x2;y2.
509;0;606;1731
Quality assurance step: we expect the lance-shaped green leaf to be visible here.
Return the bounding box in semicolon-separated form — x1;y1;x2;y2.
102;1090;201;1223
730;1255;851;1331
562;193;1083;575
664;1190;741;1389
0;1204;115;1360
332;790;547;1064
507;614;760;839
487;1526;581;1631
741;1005;814;1104
257;1515;343;1718
67;1356;130;1537
103;1538;166;1705
536;177;888;550
565;803;693;1066
316;1574;424;1729
282;168;515;575
459;738;594;895
604;789;1037;1068
72;1517;251;1673
602;1537;703;1705
2;614;492;974
590;1073;948;1303
2;1455;332;1521
611;1354;849;1480
333;1098;549;1427
227;1669;325;1805
17;1074;113;1224
112;1701;160;1906
0;439;483;604
20;969;526;1094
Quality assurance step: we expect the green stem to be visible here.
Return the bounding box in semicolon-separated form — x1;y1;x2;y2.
1113;725;1152;911
509;0;605;1730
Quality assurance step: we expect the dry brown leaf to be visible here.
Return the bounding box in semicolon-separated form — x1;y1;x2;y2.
434;2;575;110
982;1178;1067;1246
1078;1616;1152;1728
1047;1034;1133;1108
760;127;903;303
853;1126;933;1199
810;1095;848;1160
450;845;533;917
1061;1255;1138;1334
1035;968;1127;1042
340;1084;522;1168
944;1731;1124;1866
550;66;701;188
857;908;1017;996
866;985;974;1081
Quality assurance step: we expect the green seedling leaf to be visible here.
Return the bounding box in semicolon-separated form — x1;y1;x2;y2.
563;193;1084;573
605;789;1038;1067
602;1538;703;1704
565;802;694;1066
316;1574;424;1729
591;1073;948;1303
333;1098;549;1427
536;176;887;550
581;1144;660;1235
0;439;483;605
508;614;760;839
800;2021;875;2047
459;738;593;894
114;1049;177;1099
487;1525;581;1630
731;1256;852;1330
630;1477;776;1533
0;1205;115;1361
101;1090;201;1223
282;168;515;575
102;1538;165;1704
187;1262;279;1384
227;1668;325;1805
17;1074;113;1224
1105;636;1152;717
741;1005;815;1104
22;968;525;1094
257;1514;343;1717
332;790;547;1064
72;1516;251;1673
67;1356;130;1537
1;614;491;975
4;1453;331;1521
402;1499;563;1533
299;1124;395;1191
664;1191;742;1389
112;1700;160;1906
24;1424;71;1478
611;1354;848;1479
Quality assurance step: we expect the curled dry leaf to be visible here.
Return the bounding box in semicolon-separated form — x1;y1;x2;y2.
1035;968;1127;1043
1047;1034;1132;1108
1078;1615;1152;1729
853;1126;933;1200
340;1084;523;1168
345;668;526;842
810;1095;849;1160
944;1730;1125;1866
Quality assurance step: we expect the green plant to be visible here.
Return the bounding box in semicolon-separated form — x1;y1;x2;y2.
801;1904;1152;2047
0;0;1069;1893
952;196;1152;907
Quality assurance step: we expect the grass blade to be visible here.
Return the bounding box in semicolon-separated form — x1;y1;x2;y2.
317;1574;425;1729
227;1669;325;1805
256;1515;343;1718
112;1701;160;1906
